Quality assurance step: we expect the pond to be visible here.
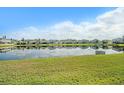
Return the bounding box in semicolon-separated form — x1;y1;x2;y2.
0;46;124;60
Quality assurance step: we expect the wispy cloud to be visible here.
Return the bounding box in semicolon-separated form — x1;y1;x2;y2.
7;8;124;40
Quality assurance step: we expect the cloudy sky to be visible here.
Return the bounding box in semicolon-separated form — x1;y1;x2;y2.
0;7;124;40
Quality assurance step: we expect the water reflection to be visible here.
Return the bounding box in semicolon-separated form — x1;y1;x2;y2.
95;51;105;55
0;48;13;53
0;46;124;60
91;46;99;49
79;46;89;49
112;46;124;52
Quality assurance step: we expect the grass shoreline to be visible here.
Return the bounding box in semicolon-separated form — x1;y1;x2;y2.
1;43;124;48
0;44;95;48
16;43;96;47
0;53;124;84
112;44;124;47
0;44;15;48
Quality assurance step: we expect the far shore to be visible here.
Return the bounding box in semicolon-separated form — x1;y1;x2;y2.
0;43;124;49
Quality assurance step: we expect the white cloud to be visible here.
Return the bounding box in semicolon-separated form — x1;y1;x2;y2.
7;8;124;40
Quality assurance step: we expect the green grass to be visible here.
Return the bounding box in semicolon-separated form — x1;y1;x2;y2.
0;43;95;49
0;44;15;48
16;43;95;47
111;44;124;47
0;54;124;85
116;44;124;47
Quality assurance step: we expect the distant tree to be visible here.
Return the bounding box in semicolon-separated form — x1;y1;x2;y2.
21;38;25;41
21;38;26;45
123;36;124;43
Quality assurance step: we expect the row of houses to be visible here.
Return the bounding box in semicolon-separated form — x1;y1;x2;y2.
112;36;124;44
0;37;113;45
0;36;19;44
0;37;12;44
16;39;91;45
15;38;113;45
2;36;124;45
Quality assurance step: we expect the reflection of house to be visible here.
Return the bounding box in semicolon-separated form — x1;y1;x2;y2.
0;38;12;44
112;47;124;52
95;51;105;55
79;46;89;49
0;48;12;53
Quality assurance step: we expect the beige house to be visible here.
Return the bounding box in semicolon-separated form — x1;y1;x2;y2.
0;38;12;44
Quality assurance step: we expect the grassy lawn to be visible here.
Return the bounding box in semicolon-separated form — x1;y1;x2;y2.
111;44;124;47
0;43;95;49
49;43;95;46
116;44;124;47
0;54;124;85
16;43;95;47
0;44;15;48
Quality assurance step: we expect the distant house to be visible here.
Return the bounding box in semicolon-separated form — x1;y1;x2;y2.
112;37;124;44
123;36;124;43
28;40;37;44
78;39;89;44
90;39;99;43
39;39;48;44
102;40;112;45
48;40;59;44
59;39;78;44
0;38;12;44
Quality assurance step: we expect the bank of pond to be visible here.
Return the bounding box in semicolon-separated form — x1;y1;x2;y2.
0;53;124;84
0;43;124;84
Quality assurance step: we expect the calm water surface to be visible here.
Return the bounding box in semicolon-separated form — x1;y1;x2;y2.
0;46;124;60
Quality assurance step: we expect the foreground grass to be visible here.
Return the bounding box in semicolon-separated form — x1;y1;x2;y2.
0;54;124;85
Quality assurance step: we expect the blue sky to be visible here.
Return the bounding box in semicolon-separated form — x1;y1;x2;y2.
0;7;115;33
1;7;123;40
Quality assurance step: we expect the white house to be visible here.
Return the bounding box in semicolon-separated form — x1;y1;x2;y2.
0;38;12;44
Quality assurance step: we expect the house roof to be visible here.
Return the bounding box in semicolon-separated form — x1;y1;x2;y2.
0;39;11;43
